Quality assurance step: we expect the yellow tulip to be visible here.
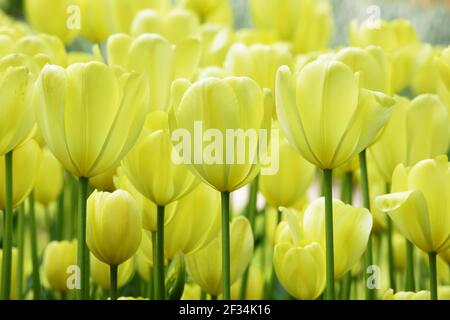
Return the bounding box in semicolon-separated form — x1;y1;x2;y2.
224;43;294;94
34;61;150;178
78;0;112;43
89;165;118;192
260;135;315;208
405;94;448;165
412;44;443;95
436;46;450;92
376;156;450;253
14;34;67;68
199;24;233;67
233;29;279;46
0;139;41;209
250;0;333;54
0;248;18;299
393;233;407;271
24;0;79;44
185;216;254;296
107;33;200;112
90;254;135;290
303;198;373;279
169;77;272;192
181;283;202;300
87;190;142;266
440;248;450;265
179;0;233;26
276;61;394;169
136;251;152;282
131;8;200;45
382;289;429;300
123;111;199;206
231;266;264;300
34;148;63;206
42;240;77;293
164;183;221;258
0;60;34;156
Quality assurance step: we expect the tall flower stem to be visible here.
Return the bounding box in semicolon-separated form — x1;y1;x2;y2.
151;231;157;299
405;240;415;291
56;189;65;240
1;151;13;299
323;169;335;300
358;150;374;300
221;191;231;300
340;171;353;300
385;181;396;292
155;205;165;300
16;204;25;299
29;191;41;299
110;265;118;300
428;252;438;300
77;177;89;300
265;208;282;299
239;176;259;299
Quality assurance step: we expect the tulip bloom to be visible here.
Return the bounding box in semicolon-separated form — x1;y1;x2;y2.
89;165;118;192
43;241;77;293
383;289;430;300
34;148;63;206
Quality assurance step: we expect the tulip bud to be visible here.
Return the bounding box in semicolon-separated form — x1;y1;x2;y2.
0;139;41;209
14;34;68;68
185;216;254;296
34;148;63;206
87;190;142;266
382;289;429;300
90;254;134;290
43;240;77;293
231;266;264;300
89;165;118;192
199;24;233;67
0;248;18;299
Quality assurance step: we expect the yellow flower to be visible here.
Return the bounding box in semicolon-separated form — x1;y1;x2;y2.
260;135;315;208
0;139;41;209
231;266;264;300
107;33;200;112
136;251;152;282
87;190;142;265
179;0;233;26
0;60;34;156
376;156;450;253
199;24;233;67
273;240;325;300
164;183;221;258
78;0;112;43
303;198;373;279
14;34;68;68
440;248;450;265
276;61;394;169
393;233;407;271
123;111;199;206
169;77;272;192
0;248;18;299
34;61;150;178
412;45;443;95
34;148;63;206
131;8;200;45
90;254;135;290
250;0;333;54
436;46;450;92
42;240;77;293
181;283;202;300
382;289;429;300
185;216;254;296
89;165;118;192
24;0;79;44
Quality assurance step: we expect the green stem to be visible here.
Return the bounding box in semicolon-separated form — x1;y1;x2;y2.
155;205;165;300
16;204;25;299
56;189;65;241
148;266;154;300
110;265;118;300
323;169;335;300
341;272;352;300
428;252;438;300
405;240;415;291
211;295;218;300
358;150;374;300
385;183;396;291
1;151;13;299
340;171;353;204
76;177;89;300
151;231;157;299
28;191;41;299
221;191;231;300
265;207;282;300
239;176;259;299
200;290;207;300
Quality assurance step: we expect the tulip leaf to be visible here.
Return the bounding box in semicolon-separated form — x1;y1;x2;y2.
165;252;186;300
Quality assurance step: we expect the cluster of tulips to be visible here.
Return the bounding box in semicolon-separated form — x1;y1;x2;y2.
0;0;449;301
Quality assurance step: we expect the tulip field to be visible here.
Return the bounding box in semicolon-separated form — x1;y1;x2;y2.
0;0;449;304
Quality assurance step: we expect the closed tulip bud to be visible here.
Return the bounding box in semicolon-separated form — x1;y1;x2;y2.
406;95;448;165
164;183;221;258
180;0;233;26
78;0;112;43
169;77;272;192
199;24;233;67
383;289;429;300
0;61;34;156
231;266;264;300
107;33;200;112
42;240;77;293
273;240;325;300
412;45;443;95
90;254;135;290
303;198;373;279
34;148;63;206
276;61;394;169
436;46;450;91
224;43;294;94
136;252;152;282
89;165;118;192
250;0;332;54
131;8;200;45
260;135;315;208
34;61;150;178
376;156;450;253
87;190;142;266
24;0;79;44
0;248;18;299
185;216;254;296
0;139;41;209
14;34;68;68
123;111;199;206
